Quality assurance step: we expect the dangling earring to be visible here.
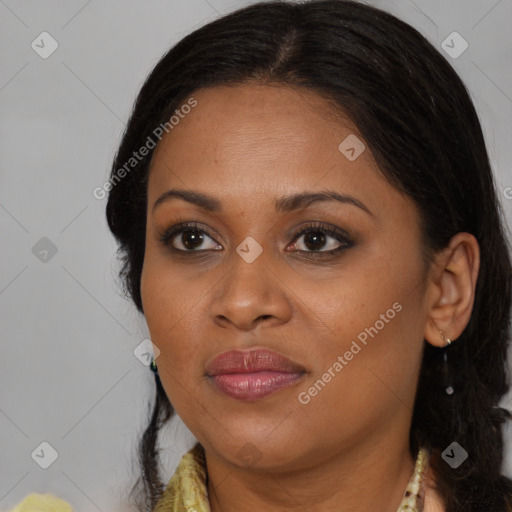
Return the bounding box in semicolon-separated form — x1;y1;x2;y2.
439;330;453;395
150;358;158;375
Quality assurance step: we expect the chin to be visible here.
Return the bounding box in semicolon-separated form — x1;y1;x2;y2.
204;428;311;471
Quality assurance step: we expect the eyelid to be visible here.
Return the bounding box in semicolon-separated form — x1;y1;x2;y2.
290;221;352;244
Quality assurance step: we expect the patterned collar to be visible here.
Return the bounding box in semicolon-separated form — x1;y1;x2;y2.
154;443;430;512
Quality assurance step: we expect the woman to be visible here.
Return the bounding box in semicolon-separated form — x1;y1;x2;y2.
10;0;512;511
106;1;512;511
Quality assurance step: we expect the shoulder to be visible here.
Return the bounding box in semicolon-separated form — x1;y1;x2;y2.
8;493;73;512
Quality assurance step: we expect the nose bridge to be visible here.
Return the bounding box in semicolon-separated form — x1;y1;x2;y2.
209;239;290;329
223;241;272;303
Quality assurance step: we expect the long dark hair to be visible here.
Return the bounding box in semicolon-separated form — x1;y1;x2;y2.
105;1;512;510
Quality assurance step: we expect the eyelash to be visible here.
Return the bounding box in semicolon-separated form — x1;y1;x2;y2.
158;221;354;259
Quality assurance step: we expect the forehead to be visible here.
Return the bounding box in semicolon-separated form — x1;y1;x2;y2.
146;83;414;226
151;83;359;161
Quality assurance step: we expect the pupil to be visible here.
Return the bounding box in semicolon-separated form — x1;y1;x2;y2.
305;231;325;251
183;230;203;249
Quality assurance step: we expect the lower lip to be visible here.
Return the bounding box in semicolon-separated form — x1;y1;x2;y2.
209;371;305;400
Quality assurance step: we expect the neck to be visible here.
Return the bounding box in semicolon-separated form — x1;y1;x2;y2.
206;432;416;512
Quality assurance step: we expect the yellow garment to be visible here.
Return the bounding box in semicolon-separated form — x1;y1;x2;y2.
154;442;429;512
8;493;73;512
154;443;210;512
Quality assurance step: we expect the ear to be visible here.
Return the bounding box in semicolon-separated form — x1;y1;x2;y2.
424;232;480;348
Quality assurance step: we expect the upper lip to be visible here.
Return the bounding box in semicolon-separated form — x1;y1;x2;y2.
206;348;306;376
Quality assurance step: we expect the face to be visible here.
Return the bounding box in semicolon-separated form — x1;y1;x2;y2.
141;83;431;471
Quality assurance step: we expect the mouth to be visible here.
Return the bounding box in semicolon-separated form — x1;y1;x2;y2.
205;348;306;401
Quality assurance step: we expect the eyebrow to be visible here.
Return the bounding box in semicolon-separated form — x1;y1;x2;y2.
152;189;373;216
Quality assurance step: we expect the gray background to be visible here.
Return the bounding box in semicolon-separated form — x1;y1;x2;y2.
1;0;511;511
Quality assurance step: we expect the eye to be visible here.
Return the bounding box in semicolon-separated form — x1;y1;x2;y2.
288;221;353;258
158;222;221;252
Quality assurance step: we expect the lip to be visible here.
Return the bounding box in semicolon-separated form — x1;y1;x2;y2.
206;348;306;401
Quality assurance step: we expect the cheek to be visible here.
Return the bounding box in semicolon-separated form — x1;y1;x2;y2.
141;271;207;412
140;250;207;376
301;246;422;345
292;295;425;448
294;243;427;397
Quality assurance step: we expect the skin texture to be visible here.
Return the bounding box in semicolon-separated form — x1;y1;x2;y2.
140;83;479;512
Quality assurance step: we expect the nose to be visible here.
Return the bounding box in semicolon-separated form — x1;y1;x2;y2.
208;249;292;331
